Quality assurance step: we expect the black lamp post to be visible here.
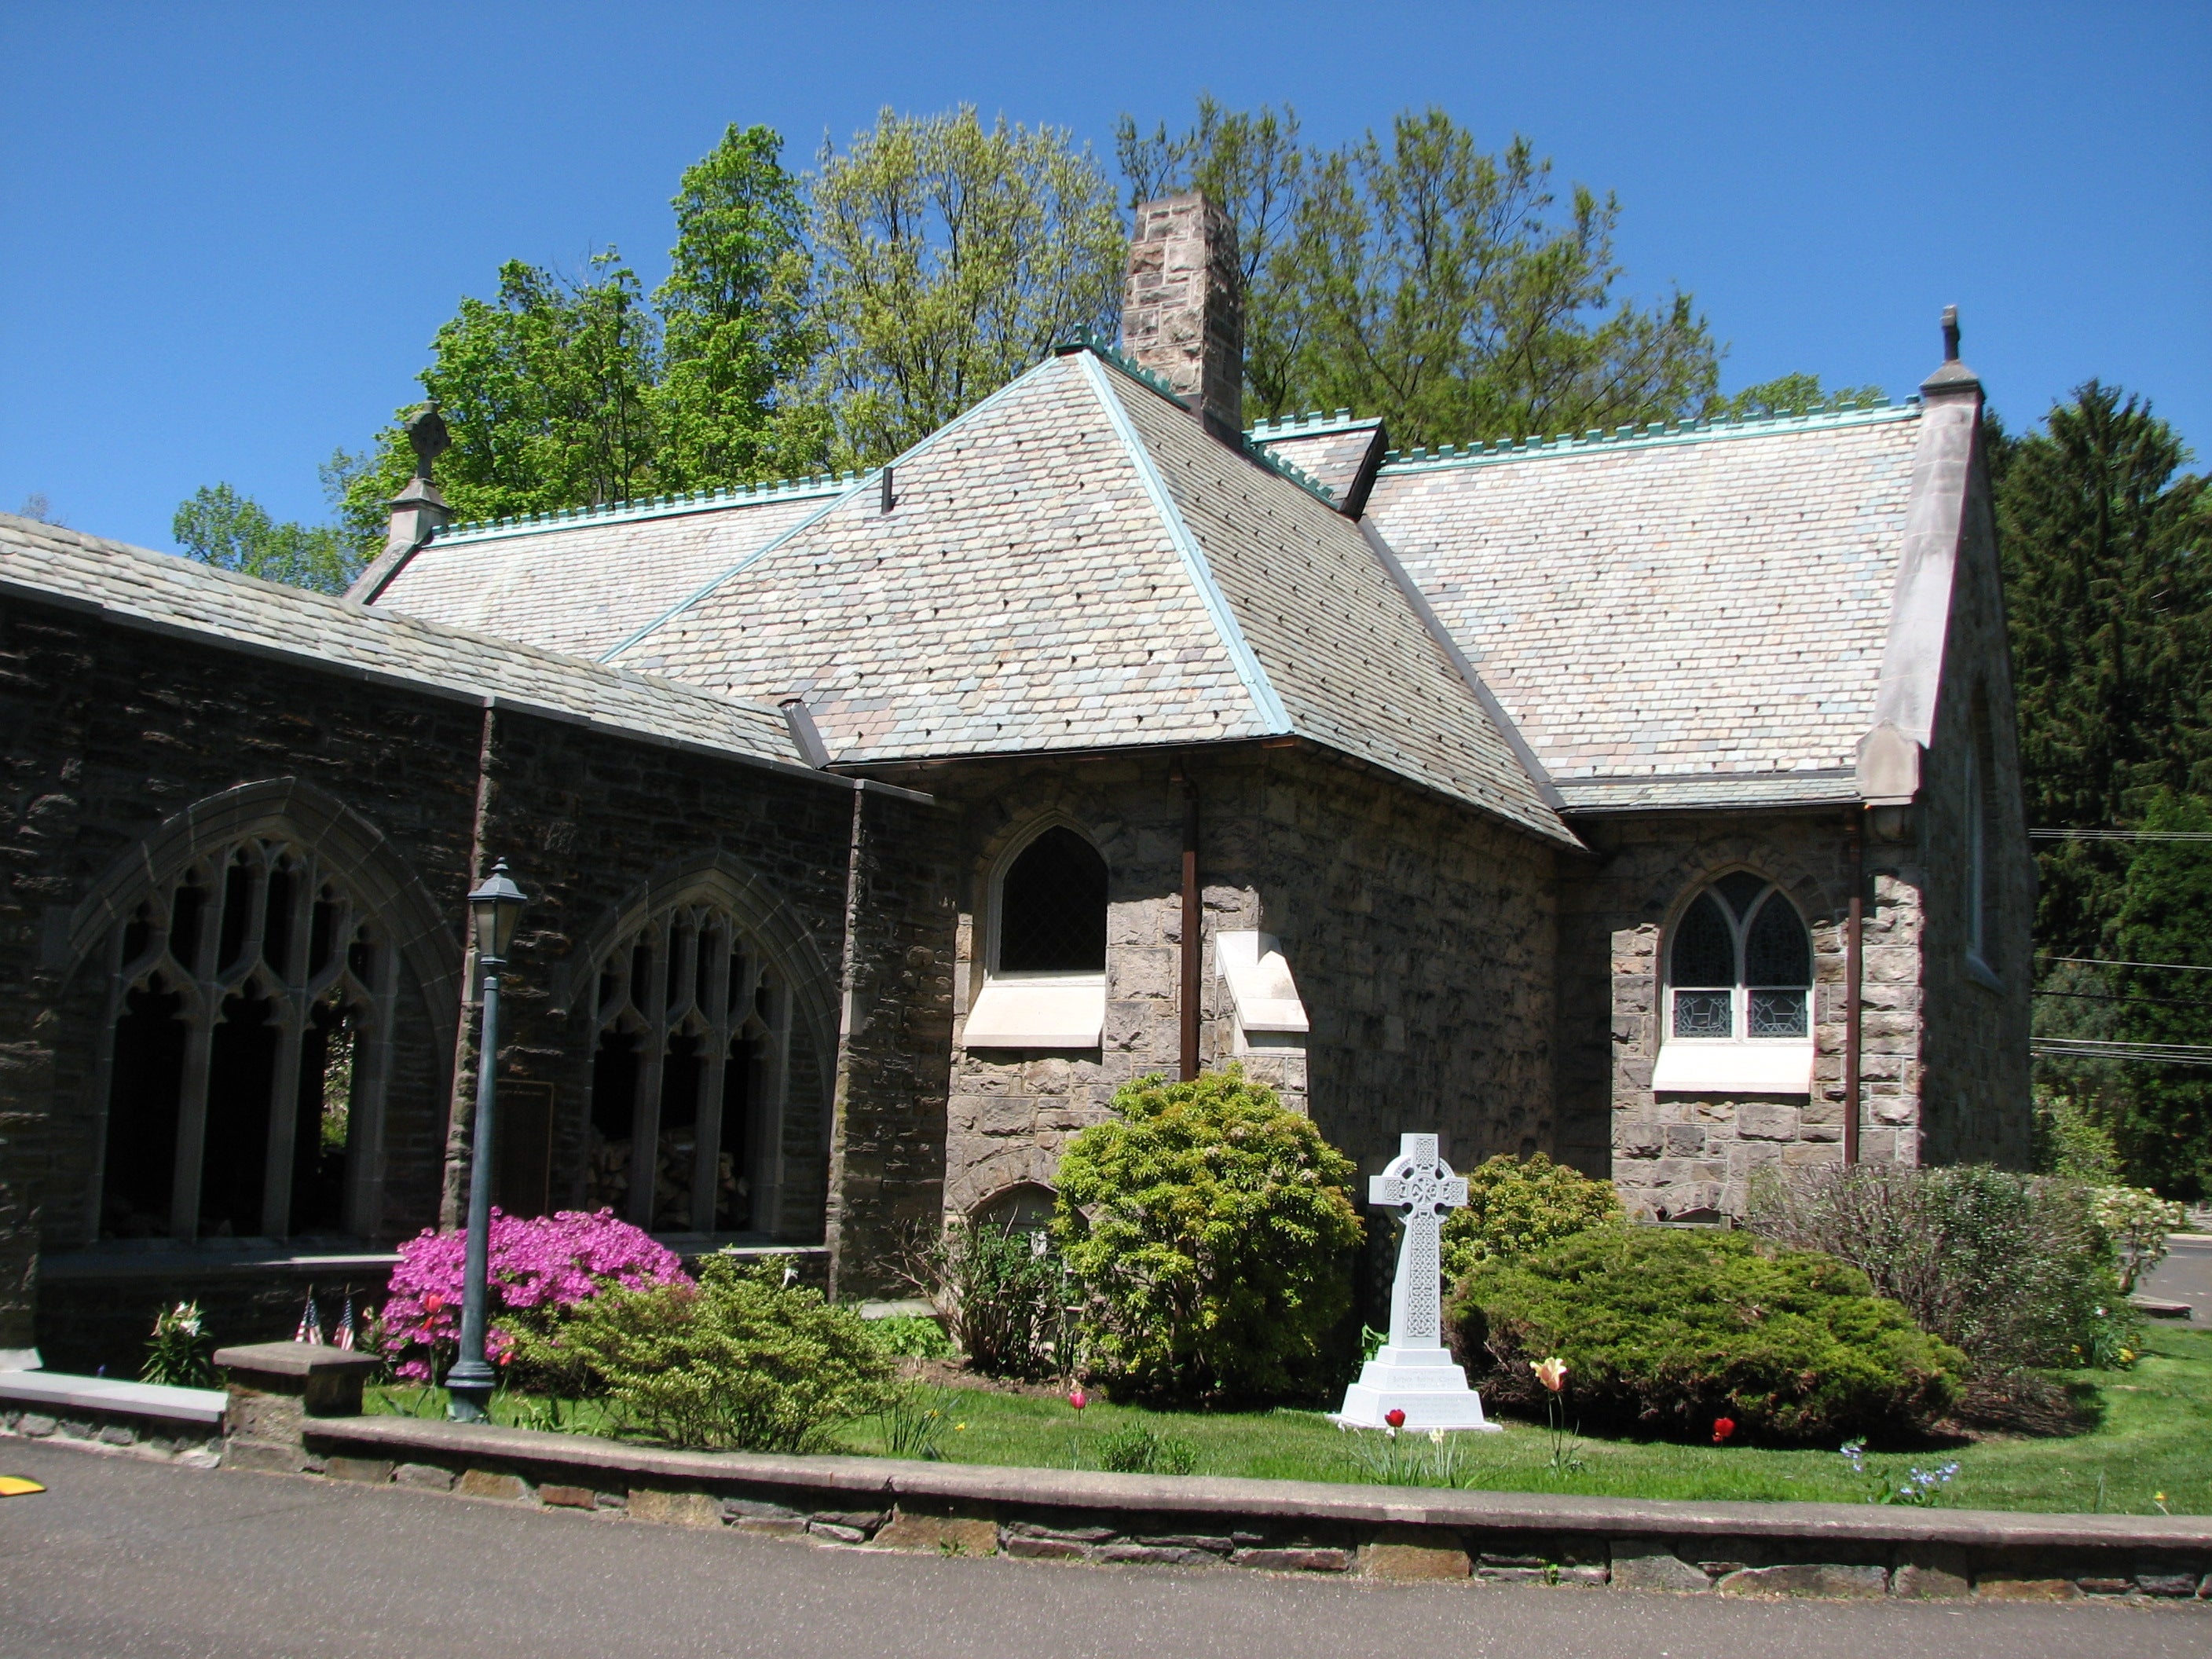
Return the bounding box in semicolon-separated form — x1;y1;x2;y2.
447;859;527;1424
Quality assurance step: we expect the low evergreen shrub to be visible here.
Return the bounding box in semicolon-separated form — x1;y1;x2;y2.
551;1254;899;1452
1053;1066;1364;1405
1438;1152;1623;1278
1447;1228;1964;1444
866;1313;956;1360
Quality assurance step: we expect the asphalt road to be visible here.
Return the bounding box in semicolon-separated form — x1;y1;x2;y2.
2141;1236;2212;1322
1;1442;2205;1659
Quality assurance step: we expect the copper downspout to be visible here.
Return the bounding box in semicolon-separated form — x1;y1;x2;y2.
1172;763;1201;1081
1844;811;1864;1165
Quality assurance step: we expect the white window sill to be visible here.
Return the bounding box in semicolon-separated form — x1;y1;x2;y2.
1652;1041;1815;1096
962;976;1104;1049
1216;929;1309;1054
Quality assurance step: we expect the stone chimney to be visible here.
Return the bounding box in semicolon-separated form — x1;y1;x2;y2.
1119;194;1243;443
382;404;453;561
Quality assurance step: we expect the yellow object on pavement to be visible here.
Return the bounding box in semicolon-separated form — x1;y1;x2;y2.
0;1475;46;1496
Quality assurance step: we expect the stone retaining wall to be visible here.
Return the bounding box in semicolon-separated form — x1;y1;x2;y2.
0;1400;222;1466
267;1415;2212;1606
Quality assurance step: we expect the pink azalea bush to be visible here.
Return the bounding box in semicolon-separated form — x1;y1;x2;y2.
381;1208;690;1383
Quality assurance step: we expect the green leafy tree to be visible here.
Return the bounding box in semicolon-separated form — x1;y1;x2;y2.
650;123;831;489
1120;101;1720;444
1996;383;2212;958
811;106;1126;464
1053;1065;1364;1404
1716;372;1887;419
172;483;362;594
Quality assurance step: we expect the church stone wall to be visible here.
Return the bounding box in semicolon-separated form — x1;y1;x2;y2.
0;592;919;1368
907;744;1560;1227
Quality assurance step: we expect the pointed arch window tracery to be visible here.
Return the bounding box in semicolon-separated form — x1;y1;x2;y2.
97;837;397;1242
584;902;789;1235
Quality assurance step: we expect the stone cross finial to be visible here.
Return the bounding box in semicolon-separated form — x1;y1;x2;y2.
1370;1133;1468;1347
1940;305;1961;363
405;404;452;482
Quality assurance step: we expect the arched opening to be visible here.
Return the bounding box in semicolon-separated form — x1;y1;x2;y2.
965;822;1110;1050
1666;872;1813;1044
585;903;787;1235
93;840;398;1242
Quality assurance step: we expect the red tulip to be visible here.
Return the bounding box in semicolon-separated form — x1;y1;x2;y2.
1384;1408;1406;1429
1712;1416;1737;1444
1068;1389;1087;1412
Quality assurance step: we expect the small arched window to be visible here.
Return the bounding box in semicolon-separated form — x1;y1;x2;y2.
965;824;1109;1049
997;827;1108;976
1668;872;1812;1042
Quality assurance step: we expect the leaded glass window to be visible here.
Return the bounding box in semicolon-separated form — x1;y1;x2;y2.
1668;877;1812;1042
997;827;1108;976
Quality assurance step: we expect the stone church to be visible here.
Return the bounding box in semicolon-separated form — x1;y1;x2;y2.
0;196;2030;1369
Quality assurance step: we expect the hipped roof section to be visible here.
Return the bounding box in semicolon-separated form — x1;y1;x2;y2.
0;514;811;775
599;349;1573;844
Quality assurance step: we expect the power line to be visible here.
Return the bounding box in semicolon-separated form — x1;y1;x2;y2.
2038;954;2212;975
2034;987;2212;1009
2034;1038;2212;1068
2030;829;2212;842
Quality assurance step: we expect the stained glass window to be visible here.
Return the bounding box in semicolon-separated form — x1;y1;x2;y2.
1668;877;1812;1042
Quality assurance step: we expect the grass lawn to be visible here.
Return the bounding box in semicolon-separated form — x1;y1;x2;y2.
366;1323;2212;1517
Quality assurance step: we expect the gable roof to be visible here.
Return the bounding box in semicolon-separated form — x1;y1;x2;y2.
1363;403;1924;809
0;513;815;776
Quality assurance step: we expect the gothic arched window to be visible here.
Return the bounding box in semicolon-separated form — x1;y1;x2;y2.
965;823;1109;1049
97;839;395;1242
586;903;787;1235
1668;872;1813;1042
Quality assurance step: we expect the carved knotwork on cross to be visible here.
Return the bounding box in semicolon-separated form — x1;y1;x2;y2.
1371;1133;1468;1349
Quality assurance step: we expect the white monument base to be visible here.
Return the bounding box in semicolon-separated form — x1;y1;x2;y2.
1331;1344;1500;1432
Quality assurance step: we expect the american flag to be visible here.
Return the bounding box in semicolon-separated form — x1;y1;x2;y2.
334;1292;357;1351
295;1286;324;1345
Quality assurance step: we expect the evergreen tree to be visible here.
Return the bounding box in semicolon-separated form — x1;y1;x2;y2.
2106;791;2212;1197
1997;383;2212;958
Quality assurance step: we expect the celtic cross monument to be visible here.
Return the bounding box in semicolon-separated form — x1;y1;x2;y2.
1333;1133;1499;1431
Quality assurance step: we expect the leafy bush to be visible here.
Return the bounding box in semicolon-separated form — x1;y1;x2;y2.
2033;1097;2119;1183
551;1254;899;1452
1053;1066;1364;1405
380;1208;689;1386
1745;1163;2125;1374
900;1217;1065;1379
141;1301;215;1388
1439;1152;1622;1279
1447;1228;1964;1444
866;1313;956;1360
2093;1185;2187;1295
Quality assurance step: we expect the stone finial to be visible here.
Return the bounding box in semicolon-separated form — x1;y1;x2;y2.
383;403;454;561
1921;304;1981;403
405;403;452;480
1119;194;1243;443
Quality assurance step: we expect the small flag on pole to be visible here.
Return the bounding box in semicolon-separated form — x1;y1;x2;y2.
335;1291;356;1351
295;1285;324;1346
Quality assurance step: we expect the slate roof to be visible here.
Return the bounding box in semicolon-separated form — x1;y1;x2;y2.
579;350;1570;843
0;514;809;773
368;478;843;661
1364;403;1922;788
1247;412;1386;502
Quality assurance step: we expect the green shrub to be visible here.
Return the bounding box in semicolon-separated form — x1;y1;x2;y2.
1093;1424;1199;1475
902;1218;1065;1379
552;1254;899;1452
2033;1097;2119;1183
1053;1066;1364;1405
140;1300;215;1388
866;1313;956;1360
1745;1163;2127;1373
1439;1152;1623;1279
1447;1228;1964;1444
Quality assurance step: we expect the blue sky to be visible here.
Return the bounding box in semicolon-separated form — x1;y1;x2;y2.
3;2;2206;553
